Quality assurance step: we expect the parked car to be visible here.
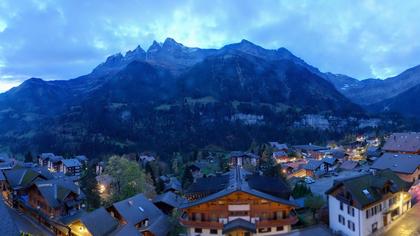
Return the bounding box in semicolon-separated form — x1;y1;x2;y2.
304;176;315;184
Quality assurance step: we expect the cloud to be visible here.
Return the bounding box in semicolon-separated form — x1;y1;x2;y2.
0;0;420;92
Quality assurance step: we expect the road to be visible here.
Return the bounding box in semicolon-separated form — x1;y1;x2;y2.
8;207;54;236
308;170;366;198
384;203;420;236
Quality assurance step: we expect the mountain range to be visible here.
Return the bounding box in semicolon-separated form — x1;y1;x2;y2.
0;38;419;157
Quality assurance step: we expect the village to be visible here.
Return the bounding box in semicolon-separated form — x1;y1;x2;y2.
1;132;420;236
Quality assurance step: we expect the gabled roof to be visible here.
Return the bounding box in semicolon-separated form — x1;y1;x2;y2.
39;153;55;160
269;142;288;150
80;207;119;236
181;167;296;209
293;144;328;152
62;158;82;168
303;160;323;170
111;194;168;228
325;169;411;209
322;157;338;166
186;174;230;195
34;179;83;208
153;191;183;208
340;160;359;170
49;155;63;163
273;151;288;157
383;132;420;152
3;166;53;189
163;177;182;192
371;153;420;174
223;218;256;234
75;155;88;162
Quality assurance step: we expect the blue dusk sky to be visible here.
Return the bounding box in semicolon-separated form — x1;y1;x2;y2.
0;0;420;92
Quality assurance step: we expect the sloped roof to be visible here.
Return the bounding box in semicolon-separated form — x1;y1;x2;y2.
80;207;119;236
0;195;20;236
39;153;55;160
186;174;230;195
322;157;338;166
303;160;323;170
326;169;411;209
273;151;288;157
35;179;83;208
112;194;168;229
383;132;420;152
153;191;184;208
269;142;288;150
62;158;81;168
293;144;328;152
223;218;256;234
340;160;359;170
371;153;420;174
181;167;296;208
3;167;53;189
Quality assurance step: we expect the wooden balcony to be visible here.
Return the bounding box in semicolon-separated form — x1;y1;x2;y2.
255;216;298;227
179;219;223;229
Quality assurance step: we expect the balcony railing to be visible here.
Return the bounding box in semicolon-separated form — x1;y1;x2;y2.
256;216;298;227
179;219;223;229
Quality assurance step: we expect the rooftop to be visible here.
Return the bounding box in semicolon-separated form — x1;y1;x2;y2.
371;153;420;174
383;132;420;153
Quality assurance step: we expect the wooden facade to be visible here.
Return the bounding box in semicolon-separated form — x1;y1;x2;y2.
181;191;297;235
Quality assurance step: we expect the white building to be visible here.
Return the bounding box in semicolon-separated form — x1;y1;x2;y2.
326;170;412;236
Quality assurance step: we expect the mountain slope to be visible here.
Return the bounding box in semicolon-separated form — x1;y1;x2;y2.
325;65;420;105
369;83;420;118
0;38;366;156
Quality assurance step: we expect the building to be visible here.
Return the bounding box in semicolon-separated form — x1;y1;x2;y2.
107;194;171;236
180;166;298;235
269;142;288;152
382;132;420;154
302;160;325;177
371;153;420;184
293;144;329;159
229;151;260;168
2;166;54;206
48;155;64;172
326;170;412;236
153;191;183;214
272;151;289;164
68;194;170;236
60;158;83;176
38;153;56;167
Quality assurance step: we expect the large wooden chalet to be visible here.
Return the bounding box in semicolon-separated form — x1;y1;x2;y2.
180;166;298;236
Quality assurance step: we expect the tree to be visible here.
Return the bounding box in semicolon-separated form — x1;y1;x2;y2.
181;166;194;188
104;156;156;202
304;194;325;222
80;165;101;210
24;152;33;163
292;182;312;198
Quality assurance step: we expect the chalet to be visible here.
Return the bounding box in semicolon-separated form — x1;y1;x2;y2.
180;166;298;235
326;170;412;236
69;207;119;236
0;154;15;170
138;154;156;167
75;155;88;166
303;160;325;177
322;157;339;172
163;177;182;193
153;191;184;214
272;151;289;164
107;194;171;236
293;144;329;159
280;160;307;176
382;132;420;154
38;153;55;167
229;151;260;168
371;153;420;184
269;142;288;152
60;158;82;176
48;155;64;172
2;166;54;206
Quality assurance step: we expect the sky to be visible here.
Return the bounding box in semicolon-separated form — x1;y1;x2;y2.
1;0;420;92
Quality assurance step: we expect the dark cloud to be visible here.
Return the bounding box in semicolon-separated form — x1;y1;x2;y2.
0;0;420;92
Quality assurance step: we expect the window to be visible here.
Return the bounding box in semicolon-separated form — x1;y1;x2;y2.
258;228;272;233
338;215;345;225
347;206;355;216
348;220;355;231
340;201;344;210
372;222;378;232
276;226;284;231
366;209;370;219
210;229;218;234
194;228;202;233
